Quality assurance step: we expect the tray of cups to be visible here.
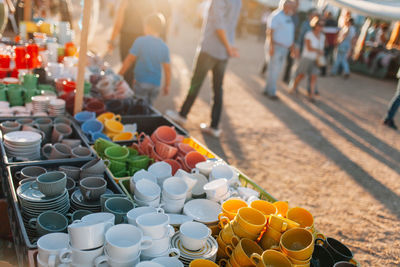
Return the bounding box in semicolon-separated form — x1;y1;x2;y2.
0;115;94;165
3;158;124;250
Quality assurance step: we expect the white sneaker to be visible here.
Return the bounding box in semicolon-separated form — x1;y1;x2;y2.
200;123;222;138
165;109;187;125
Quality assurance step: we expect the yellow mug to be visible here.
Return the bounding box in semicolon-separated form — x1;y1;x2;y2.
216;233;229;259
251;249;293;267
97;112;121;124
286;207;314;228
235;207;266;235
250;200;277;217
190;259;219;267
218;258;232;267
269;215;300;233
218;214;231;230
259;226;282;250
220;222;240;246
286;253;311;266
221;198;248;220
280;228;314;261
231;220;260;241
209;223;221;236
112;132;135;142
225;238;263;267
104;119;124;137
273;201;289;217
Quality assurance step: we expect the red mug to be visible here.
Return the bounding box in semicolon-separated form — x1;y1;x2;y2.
138;132;154;155
184;151;207;170
164;159;182;175
149;144;163;161
155;142;178;159
177;143;195;158
151;126;177;145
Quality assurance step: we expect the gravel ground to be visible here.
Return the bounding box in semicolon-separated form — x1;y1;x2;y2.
95;18;400;266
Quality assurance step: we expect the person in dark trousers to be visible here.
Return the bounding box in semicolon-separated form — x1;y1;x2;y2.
282;0;299;84
166;0;242;138
108;0;156;87
383;68;400;130
320;11;337;76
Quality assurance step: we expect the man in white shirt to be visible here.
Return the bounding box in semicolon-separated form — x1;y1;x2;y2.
263;0;296;99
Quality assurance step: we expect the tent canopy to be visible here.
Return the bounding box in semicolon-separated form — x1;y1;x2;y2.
327;0;400;21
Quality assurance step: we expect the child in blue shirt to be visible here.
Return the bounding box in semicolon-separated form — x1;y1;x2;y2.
119;13;171;104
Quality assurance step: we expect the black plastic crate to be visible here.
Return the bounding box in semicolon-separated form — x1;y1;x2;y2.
0;116;94;165
76;115;189;146
3;159;124;266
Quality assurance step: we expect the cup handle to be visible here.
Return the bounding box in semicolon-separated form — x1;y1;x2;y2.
250;253;262;266
218;214;230;229
231;235;240;247
28;218;37;229
281;221;288;232
66;213;73;222
59;248;72;264
114;115;121;121
219;258;229;267
94;255;108;267
167;225;175;237
315;238;325;246
103;159;110;167
85;191;91;200
191;168;200;174
48;254;57;267
313;231;326;240
225;245;234;257
350;258;360;266
168;248;181;259
41;143;53;159
15;171;22;180
140;236;153;250
156;207;165;214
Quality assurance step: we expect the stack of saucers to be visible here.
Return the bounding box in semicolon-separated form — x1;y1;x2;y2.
70;188;113;212
170;232;218;266
48;99;66;116
3;131;42;160
32;95;51;114
17;181;70;239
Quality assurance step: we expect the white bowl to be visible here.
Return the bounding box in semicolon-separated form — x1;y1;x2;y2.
127;206;164;226
162;177;188;200
134;179;161;201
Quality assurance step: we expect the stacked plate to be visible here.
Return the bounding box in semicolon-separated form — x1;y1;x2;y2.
183;199;221;225
170;232;218;266
48;99;66;116
32;95;52;113
17;181;70;239
3;131;42;160
70;188;113;212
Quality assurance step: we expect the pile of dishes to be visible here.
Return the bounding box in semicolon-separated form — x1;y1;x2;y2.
70;188;113;212
48;98;66;116
17;181;70;239
3;131;42;160
32;95;53;114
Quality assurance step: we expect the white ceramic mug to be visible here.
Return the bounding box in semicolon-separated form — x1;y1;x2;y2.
80;212;115;225
136;261;164;267
134;179;161;201
194;160;216;177
140;248;181;261
94;248;141;267
105;224;152;261
148;162;172;186
134;195;161;208
210;164;239;185
136;213;174;239
174;169;198;191
162;177;188;200
161;194;185;214
59;245;104;266
68;220;112;250
203;178;228;200
127;207;164;226
37;233;70;267
179;221;211;251
152;257;184;267
130;169;158;193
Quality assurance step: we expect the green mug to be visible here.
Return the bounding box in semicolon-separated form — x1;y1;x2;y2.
23;74;39;90
0;88;7;101
38;84;55;92
24;89;39;103
84;81;92;95
104;146;129;161
114;170;130;178
128;147;139;159
127;155;150;170
94;138;119;157
108;160;127;174
7;84;24;106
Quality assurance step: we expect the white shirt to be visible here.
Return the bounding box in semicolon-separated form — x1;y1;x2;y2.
302;31;325;60
268;10;294;48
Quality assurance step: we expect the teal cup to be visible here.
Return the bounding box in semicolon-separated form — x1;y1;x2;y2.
100;194;128;212
54;117;72;126
34;171;67;197
104;146;129;161
29;211;68;237
66;210;92;223
104;197;134;224
34;117;53;140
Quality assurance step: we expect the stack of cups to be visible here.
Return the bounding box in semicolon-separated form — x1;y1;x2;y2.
60;213;114;266
148;161;172;187
161;177;188;214
136;213;179;260
95;224;152;267
48;98;66;116
36;233;70;267
133;179;161;208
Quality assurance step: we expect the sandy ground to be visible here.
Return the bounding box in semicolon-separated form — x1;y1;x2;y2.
90;14;400;266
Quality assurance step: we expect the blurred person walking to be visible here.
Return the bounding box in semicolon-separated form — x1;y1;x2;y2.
331;18;355;79
263;0;296;99
290;17;325;102
383;68;400;130
282;0;299;84
166;0;242;138
321;11;338;76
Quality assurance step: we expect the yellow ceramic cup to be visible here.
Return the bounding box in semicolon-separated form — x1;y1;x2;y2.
250;200;277;217
251;249;293;267
229;254;241;267
226;238;263;267
286;254;311;266
190;259;219;267
280;228;314;261
220;222;240;246
286;207;314;228
269;215;300;233
97;112;121;124
112;132;135;142
231;220;260;241
235;207;266;235
104;119;124;137
273;201;289;217
259;226;282;250
216;233;229;259
209;223;221;236
221;198;248;220
218;258;232;267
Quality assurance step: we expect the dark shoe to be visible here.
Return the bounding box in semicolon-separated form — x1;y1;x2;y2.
344;74;350;79
383;118;398;130
263;91;279;100
315;90;320;96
